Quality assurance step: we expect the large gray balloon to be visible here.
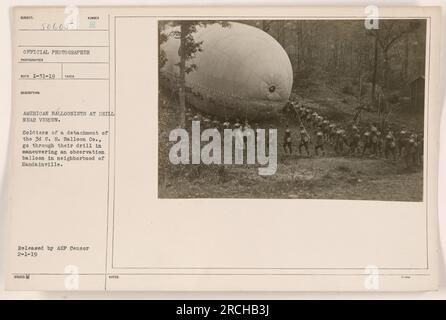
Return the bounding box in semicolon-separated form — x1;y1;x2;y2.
160;22;293;119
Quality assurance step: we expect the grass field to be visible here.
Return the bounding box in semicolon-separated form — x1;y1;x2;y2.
159;156;423;201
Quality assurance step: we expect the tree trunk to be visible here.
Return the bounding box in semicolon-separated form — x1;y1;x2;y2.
297;21;303;71
371;32;379;107
403;34;409;81
383;49;390;89
178;23;187;127
276;21;284;46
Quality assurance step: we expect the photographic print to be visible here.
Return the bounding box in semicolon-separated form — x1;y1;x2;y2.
158;19;427;201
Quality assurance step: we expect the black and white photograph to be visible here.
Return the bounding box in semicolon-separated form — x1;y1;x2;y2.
158;19;427;201
2;3;444;296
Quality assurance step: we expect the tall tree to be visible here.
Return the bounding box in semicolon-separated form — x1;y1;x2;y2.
371;30;379;106
375;20;421;88
164;21;228;127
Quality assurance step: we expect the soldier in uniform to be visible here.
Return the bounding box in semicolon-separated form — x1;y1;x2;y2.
384;131;397;161
311;112;318;129
299;125;311;156
222;119;231;130
314;131;325;156
322;120;330;139
349;126;361;155
397;127;408;158
202;117;212;130
185;111;193;130
305;112;312;128
370;126;379;156
212;117;221;130
334;129;346;155
376;131;383;156
362;130;371;157
417;132;424;166
233;122;244;152
233;119;242;130
283;126;293;155
298;106;306;119
410;134;419;166
243;120;253;148
405;137;418;169
329;124;337;143
317;115;324;130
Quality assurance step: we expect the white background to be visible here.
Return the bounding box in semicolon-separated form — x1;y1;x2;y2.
0;0;445;299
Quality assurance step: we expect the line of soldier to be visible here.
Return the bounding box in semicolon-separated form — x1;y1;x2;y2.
282;100;423;169
184;103;423;169
184;108;259;152
185;108;257;132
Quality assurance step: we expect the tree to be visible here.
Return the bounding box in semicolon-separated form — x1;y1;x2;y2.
370;30;379;106
162;21;229;127
373;20;421;89
158;21;169;70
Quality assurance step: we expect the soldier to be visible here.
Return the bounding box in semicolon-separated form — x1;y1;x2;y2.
305;112;312;127
253;122;260;142
243;120;253;147
194;112;203;122
322;120;330;139
202;117;211;130
234;119;241;129
405;137;418;169
233;120;242;154
185;111;193;130
212;117;220;130
283;100;294;113
362;130;371;156
417;132;424;166
299;125;311;156
222;119;231;130
384;131;397;161
334;129;345;155
292;103;300;119
283;100;297;120
349;127;361;155
410;133;420;166
376;131;383;156
314;131;325;156
329;124;337;143
342;130;349;153
283;126;293;155
311;112;318;129
298;106;306;118
317;115;324;129
397;127;408;158
370;126;379;156
243;120;251;131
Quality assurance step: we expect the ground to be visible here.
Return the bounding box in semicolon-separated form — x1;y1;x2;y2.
159;156;422;201
158;78;424;201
